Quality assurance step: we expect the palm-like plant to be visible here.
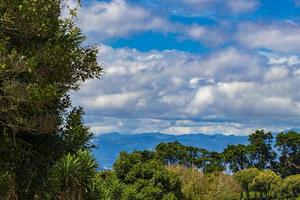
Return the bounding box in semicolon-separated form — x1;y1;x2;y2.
103;176;125;200
50;150;98;200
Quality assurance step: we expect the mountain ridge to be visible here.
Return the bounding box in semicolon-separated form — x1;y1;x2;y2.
92;132;249;168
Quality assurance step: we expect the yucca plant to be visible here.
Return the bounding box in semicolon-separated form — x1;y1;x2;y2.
50;150;98;200
102;175;125;200
86;174;105;200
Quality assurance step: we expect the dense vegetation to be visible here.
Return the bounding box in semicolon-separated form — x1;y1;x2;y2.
0;0;101;199
105;130;300;200
0;1;300;199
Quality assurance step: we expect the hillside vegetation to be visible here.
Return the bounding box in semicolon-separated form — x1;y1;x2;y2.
0;1;300;199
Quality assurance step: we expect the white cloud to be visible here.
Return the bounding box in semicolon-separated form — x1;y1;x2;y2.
188;81;300;118
189;77;201;88
268;55;300;67
73;0;224;45
185;24;207;40
264;66;289;82
84;92;143;109
226;0;259;13
162;122;249;136
237;22;300;52
78;0;173;39
198;48;262;81
72;44;300;135
188;86;215;114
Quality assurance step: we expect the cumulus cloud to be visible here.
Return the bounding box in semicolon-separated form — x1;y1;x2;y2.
72;0;224;45
71;44;300;135
78;0;173;39
237;22;300;52
188;81;300;119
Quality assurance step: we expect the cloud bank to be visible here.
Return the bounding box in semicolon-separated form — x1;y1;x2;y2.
72;44;300;135
67;0;300;135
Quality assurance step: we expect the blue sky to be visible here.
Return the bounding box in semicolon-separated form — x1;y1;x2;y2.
69;0;300;135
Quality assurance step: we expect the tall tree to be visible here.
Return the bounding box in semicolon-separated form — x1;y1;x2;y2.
155;141;200;167
198;148;224;173
276;131;300;177
0;0;101;198
223;144;251;172
155;141;187;166
248;130;276;170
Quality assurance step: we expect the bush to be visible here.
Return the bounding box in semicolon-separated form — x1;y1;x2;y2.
49;150;98;199
250;170;281;199
113;152;183;200
279;174;300;199
168;165;241;200
233;168;260;199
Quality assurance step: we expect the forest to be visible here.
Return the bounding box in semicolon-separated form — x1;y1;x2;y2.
0;0;300;199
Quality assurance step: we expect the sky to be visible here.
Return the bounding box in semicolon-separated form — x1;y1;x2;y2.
69;0;300;136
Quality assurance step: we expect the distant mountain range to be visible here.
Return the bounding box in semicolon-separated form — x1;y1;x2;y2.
92;132;249;169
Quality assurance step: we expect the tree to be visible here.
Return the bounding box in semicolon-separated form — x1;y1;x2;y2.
248;130;276;170
155;141;200;167
0;0;101;198
223;144;251;172
155;141;187;166
276;131;300;177
198;149;225;173
113;151;183;200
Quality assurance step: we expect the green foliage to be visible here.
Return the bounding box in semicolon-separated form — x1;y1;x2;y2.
273;174;300;199
155;141;224;173
0;0;101;198
248;130;276;170
250;170;281;199
233;168;260;199
168;165;241;200
168;166;208;200
223;144;251;172
113;151;183;200
1;1;300;199
102;173;125;200
198;149;224;173
276;131;300;177
49;150;98;199
113;151;155;182
61;107;95;154
155;141;199;167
